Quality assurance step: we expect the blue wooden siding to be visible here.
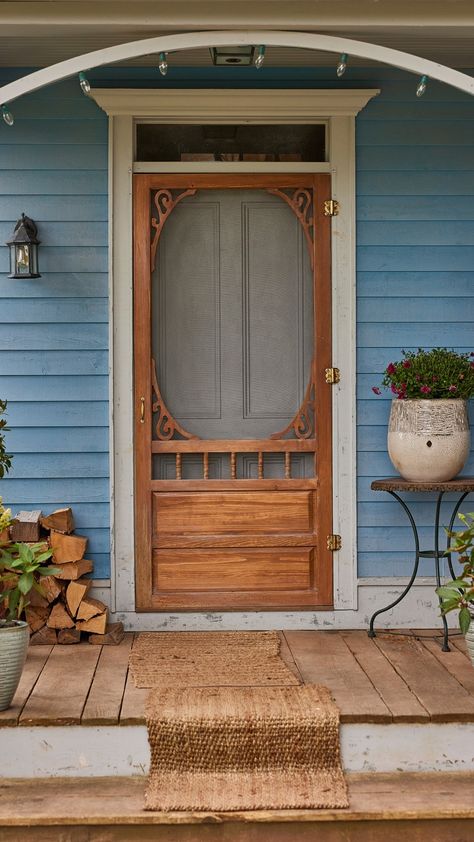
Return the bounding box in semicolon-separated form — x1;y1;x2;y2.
0;72;109;578
0;65;472;582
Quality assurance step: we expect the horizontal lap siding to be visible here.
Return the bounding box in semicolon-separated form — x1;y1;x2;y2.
0;75;109;579
356;69;474;577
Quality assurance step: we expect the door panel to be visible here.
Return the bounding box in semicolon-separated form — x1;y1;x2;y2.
134;173;333;611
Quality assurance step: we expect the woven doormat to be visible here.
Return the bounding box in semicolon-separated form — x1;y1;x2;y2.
129;631;300;688
145;685;349;811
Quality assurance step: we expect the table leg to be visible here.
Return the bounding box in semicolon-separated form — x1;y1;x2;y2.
433;492;450;651
368;491;420;639
445;492;470;581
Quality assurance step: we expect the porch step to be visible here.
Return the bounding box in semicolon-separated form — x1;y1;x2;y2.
0;773;473;841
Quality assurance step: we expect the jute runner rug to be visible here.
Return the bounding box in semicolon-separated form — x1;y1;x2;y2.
145;685;349;811
130;632;348;811
129;630;300;687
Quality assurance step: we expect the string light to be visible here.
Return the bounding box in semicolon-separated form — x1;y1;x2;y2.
254;45;266;69
336;53;348;77
416;75;428;97
158;52;168;76
1;104;14;126
79;72;91;95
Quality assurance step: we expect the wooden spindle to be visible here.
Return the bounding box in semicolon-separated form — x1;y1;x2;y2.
285;451;291;479
175;453;182;480
258;451;264;479
231;452;237;480
203;452;209;479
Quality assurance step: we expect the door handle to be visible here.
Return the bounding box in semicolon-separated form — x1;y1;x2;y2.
140;396;145;424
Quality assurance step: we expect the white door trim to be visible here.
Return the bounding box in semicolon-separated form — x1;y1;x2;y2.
106;88;378;617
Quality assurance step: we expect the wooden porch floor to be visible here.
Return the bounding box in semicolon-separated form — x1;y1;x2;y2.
2;629;474;727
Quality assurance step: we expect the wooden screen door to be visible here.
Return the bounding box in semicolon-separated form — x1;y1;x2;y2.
134;173;333;611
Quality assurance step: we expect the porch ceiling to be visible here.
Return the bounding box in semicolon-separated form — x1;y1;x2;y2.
0;2;474;68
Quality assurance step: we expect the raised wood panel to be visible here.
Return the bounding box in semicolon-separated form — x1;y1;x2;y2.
153;491;313;536
153;548;312;591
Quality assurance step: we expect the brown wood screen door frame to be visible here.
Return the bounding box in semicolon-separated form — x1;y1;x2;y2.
133;173;333;611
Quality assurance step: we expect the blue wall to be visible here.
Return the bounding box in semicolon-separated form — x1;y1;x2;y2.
0;65;473;581
0;71;109;577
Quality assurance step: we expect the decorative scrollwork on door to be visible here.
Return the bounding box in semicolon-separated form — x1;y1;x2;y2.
151;358;198;441
266;187;314;269
270;365;316;440
150;188;197;272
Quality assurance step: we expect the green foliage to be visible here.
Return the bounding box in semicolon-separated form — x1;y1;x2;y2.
0;497;13;536
0;399;12;479
0;542;60;622
436;512;474;635
372;348;474;400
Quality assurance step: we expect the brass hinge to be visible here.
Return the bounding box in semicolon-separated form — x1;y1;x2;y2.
323;199;340;217
327;534;342;552
325;367;340;385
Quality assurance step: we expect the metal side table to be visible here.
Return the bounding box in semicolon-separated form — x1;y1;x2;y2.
368;477;474;652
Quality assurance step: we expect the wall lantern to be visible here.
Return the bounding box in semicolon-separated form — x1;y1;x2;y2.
6;213;41;278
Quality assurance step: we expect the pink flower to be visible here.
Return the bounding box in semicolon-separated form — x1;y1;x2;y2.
402;360;411;369
390;384;399;394
386;363;396;375
449;385;457;392
415;374;420;381
432;376;438;382
372;386;382;395
420;385;431;394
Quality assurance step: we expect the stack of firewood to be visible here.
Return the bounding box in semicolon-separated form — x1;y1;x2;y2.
8;507;123;645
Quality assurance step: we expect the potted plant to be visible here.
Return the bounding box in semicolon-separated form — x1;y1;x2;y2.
436;511;474;667
0;507;59;710
372;348;474;482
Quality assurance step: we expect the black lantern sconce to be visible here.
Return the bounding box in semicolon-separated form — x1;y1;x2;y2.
6;213;41;279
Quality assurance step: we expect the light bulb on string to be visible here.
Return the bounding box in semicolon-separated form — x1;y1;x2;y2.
79;72;91;95
336;53;348;78
254;45;266;69
158;53;168;76
1;104;14;126
416;75;428;97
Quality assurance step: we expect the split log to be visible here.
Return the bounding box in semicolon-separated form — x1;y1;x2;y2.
76;611;108;635
47;603;75;630
50;531;87;564
10;510;42;543
39;575;62;604
0;528;10;544
54;559;93;581
88;622;125;646
40;507;75;535
25;605;49;633
28;587;49;609
76;597;107;622
66;578;92;616
58;628;81;645
30;626;57;645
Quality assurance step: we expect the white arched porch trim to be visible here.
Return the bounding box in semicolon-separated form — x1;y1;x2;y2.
1;29;473;106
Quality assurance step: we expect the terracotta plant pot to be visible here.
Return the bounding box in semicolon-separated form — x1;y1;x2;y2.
0;620;29;711
388;399;470;482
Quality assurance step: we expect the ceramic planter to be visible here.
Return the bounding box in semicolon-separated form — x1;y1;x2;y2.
388;399;470;482
0;620;29;711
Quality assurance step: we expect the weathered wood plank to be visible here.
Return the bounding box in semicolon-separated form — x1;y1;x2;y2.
0;773;473;831
341;631;429;722
20;644;100;725
419;637;474;696
119;635;147;725
82;634;133;725
373;633;474;722
0;646;53;727
284;631;392;722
